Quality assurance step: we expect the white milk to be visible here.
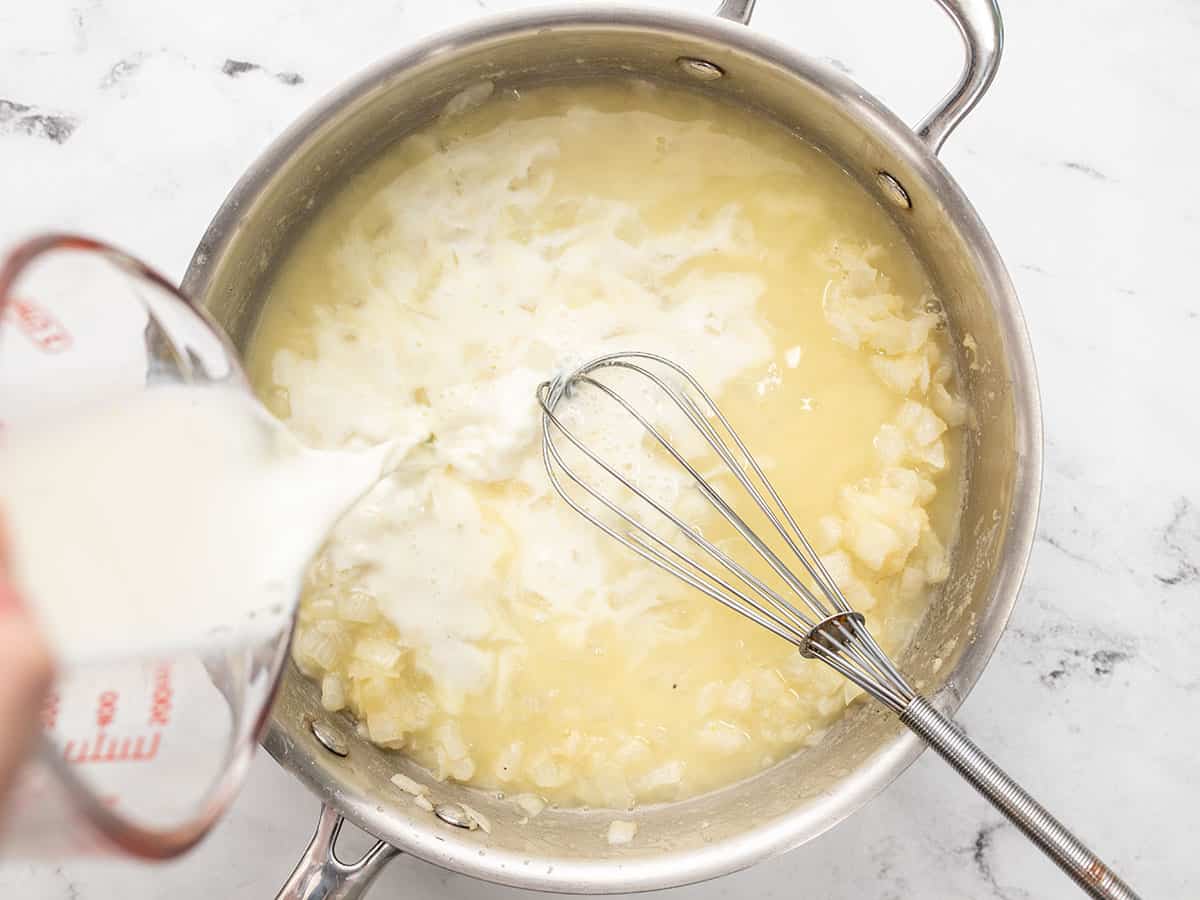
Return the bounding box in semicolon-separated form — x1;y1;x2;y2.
0;382;423;664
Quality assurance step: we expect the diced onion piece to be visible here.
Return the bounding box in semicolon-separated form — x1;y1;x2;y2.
529;755;571;789
870;353;929;395
460;802;492;834
337;590;378;623
367;712;407;745
724;680;752;712
321;674;346;711
873;424;906;467
815;515;843;552
435;722;469;760
353;638;403;672
515;793;546;817
898;565;928;602
390;772;428;796
846;517;902;572
607;820;638;845
448;756;476;781
295;627;345;672
636;760;684;793
698;721;749;754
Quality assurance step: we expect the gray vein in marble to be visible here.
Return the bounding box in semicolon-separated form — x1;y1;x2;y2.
963;821;1029;900
1062;160;1113;182
71;0;102;53
1155;497;1200;587
53;865;80;900
1007;623;1137;689
866;835;910;900
221;58;305;85
101;54;145;89
0;98;77;143
1040;647;1132;688
1036;532;1103;571
1043;446;1087;482
71;8;86;52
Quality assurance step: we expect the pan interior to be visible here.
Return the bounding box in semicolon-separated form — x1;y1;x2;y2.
188;10;1030;893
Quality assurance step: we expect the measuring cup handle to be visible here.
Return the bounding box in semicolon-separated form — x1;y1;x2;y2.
275;804;401;900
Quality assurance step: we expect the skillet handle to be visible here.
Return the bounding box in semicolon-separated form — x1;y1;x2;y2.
916;0;1004;154
714;0;755;25
275;804;401;900
715;0;1003;156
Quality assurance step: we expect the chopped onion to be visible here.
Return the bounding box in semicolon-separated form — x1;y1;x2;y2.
460;802;492;834
390;772;427;796
514;793;546;818
321;674;346;711
607;820;638;845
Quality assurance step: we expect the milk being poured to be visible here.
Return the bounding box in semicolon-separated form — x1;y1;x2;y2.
0;383;420;663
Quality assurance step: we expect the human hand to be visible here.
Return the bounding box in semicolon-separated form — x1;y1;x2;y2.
0;516;54;812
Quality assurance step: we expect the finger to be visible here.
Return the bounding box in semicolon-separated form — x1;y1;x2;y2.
0;511;11;575
0;582;54;807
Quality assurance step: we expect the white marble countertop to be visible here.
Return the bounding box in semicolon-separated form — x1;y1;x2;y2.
1;0;1196;896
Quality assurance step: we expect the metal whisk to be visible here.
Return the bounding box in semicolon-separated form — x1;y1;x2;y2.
537;351;1138;900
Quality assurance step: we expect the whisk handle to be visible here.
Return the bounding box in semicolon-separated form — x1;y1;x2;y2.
901;696;1140;900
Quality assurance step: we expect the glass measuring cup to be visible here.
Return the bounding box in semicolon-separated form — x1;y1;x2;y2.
0;234;291;858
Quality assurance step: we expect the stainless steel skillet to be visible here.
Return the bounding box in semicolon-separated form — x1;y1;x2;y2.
181;2;1041;896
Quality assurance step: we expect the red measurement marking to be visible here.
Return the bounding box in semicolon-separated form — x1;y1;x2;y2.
40;690;60;731
3;296;72;353
63;731;161;764
96;690;118;728
149;664;172;726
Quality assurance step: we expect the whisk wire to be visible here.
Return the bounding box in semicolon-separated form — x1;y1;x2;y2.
607;357;849;619
537;351;917;712
539;382;813;645
620;357;916;702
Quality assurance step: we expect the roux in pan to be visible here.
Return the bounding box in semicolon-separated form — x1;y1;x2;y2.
247;79;966;809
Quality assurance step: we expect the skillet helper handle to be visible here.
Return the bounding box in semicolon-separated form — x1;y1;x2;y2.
916;0;1003;154
275;804;400;900
716;0;1003;156
901;697;1141;900
714;0;755;25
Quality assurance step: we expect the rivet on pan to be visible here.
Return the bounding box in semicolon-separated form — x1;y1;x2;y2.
876;171;912;210
308;717;349;757
434;803;475;829
676;57;724;81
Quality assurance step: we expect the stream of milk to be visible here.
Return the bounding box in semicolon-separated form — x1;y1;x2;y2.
0;382;422;664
